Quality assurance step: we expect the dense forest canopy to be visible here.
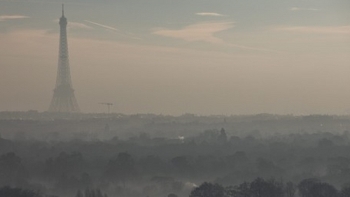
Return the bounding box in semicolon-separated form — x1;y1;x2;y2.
0;113;350;197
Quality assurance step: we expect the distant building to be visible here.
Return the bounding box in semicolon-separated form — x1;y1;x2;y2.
49;5;80;113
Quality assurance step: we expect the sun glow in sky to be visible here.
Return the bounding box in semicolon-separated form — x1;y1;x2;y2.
0;0;349;115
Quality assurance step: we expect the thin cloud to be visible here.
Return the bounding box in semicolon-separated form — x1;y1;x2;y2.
153;22;234;44
85;20;120;32
290;7;319;11
0;15;29;21
154;22;278;52
85;20;141;40
53;19;92;29
69;22;92;29
196;12;224;17
227;43;281;53
274;26;350;34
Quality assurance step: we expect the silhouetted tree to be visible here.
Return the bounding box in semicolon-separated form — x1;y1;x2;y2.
171;156;193;175
139;155;167;175
189;182;225;197
168;193;178;197
237;182;251;197
80;189;107;197
340;186;350;197
249;178;284;197
225;178;285;197
298;178;319;197
105;152;136;186
298;178;338;197
226;182;251;197
55;174;80;192
0;186;41;197
218;128;227;143
312;182;338;197
44;152;85;179
0;152;27;186
284;181;296;197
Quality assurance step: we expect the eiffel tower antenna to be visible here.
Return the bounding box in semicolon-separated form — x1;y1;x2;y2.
62;4;64;16
48;5;80;113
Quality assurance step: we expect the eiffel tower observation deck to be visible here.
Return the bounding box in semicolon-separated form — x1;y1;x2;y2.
49;5;80;113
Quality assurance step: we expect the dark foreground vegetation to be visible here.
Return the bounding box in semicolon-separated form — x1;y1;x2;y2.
1;113;350;196
0;186;42;197
1;178;350;197
191;178;350;197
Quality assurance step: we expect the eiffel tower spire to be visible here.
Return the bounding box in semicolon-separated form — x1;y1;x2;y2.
49;5;80;113
62;4;64;17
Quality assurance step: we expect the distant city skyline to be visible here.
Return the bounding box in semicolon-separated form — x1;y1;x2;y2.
0;0;349;115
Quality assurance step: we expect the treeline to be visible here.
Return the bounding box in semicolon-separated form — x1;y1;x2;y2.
0;187;107;197
2;177;350;197
0;186;42;197
1;113;350;141
1;127;350;197
191;178;350;197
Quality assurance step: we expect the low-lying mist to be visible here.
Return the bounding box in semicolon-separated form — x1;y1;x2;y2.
0;112;350;197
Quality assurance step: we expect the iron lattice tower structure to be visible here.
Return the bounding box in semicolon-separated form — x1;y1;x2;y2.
49;5;80;113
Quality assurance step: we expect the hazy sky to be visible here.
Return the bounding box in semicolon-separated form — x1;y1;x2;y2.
0;0;349;115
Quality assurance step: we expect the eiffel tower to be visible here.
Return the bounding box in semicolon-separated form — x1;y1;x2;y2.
49;5;80;113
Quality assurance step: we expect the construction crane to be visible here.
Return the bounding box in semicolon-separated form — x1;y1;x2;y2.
99;103;113;114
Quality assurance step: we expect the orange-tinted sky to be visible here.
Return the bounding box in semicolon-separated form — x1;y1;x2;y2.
0;0;350;115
